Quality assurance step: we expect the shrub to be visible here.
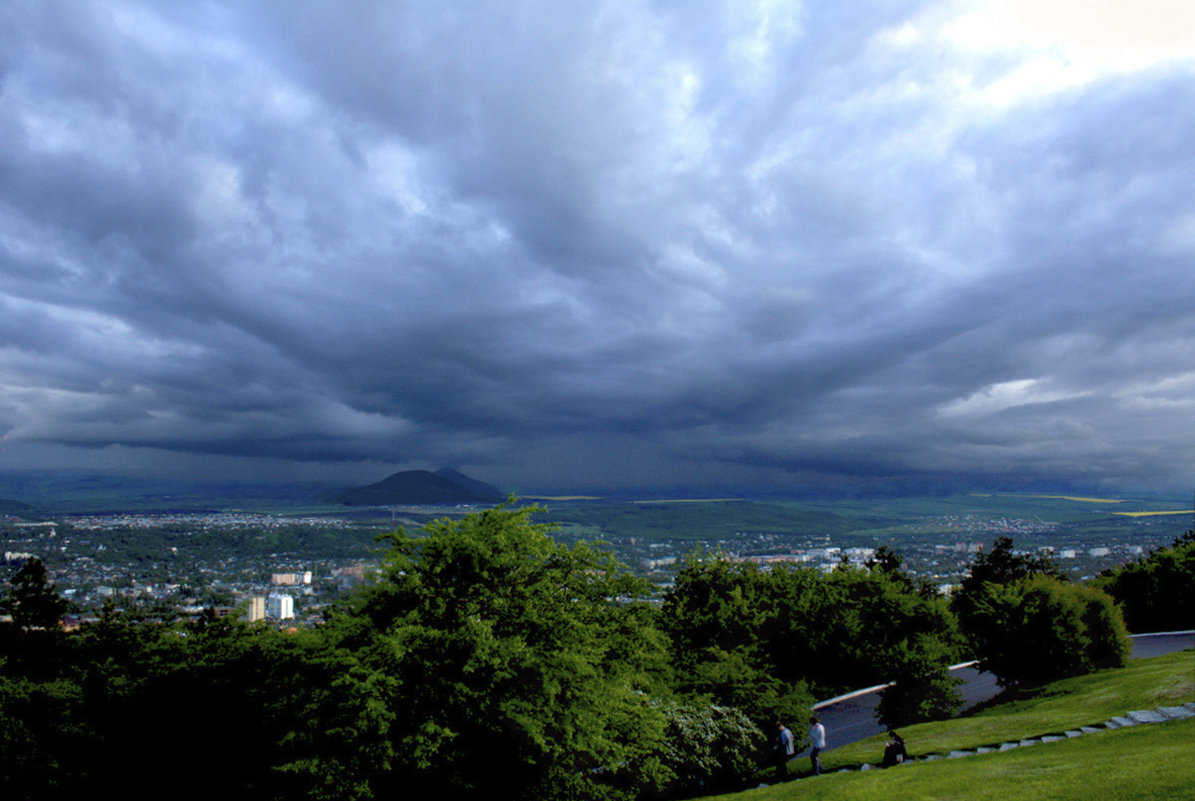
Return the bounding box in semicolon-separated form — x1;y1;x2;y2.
965;575;1130;687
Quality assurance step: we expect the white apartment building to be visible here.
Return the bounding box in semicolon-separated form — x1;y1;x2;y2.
267;593;295;620
247;596;266;622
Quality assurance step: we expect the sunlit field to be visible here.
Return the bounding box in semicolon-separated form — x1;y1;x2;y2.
1030;495;1125;503
1113;510;1195;517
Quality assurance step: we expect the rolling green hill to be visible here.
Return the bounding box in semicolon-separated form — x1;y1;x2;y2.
536;499;875;541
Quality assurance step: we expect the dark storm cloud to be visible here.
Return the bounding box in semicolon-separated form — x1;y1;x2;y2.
0;0;1193;490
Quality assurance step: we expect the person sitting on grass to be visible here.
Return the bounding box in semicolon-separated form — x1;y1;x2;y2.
881;730;907;767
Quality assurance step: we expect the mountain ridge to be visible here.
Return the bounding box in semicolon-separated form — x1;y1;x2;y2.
336;468;504;506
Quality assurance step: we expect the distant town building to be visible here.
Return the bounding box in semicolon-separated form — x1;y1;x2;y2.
247;596;266;622
271;572;312;586
1088;547;1111;558
333;565;368;591
267;593;295;620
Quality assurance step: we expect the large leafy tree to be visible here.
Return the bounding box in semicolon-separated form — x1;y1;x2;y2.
661;550;962;732
963;574;1129;687
660;556;816;731
954;537;1129;688
953;536;1061;651
326;501;671;801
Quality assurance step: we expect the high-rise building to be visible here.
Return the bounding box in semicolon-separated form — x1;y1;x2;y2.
247;596;266;622
267;593;294;621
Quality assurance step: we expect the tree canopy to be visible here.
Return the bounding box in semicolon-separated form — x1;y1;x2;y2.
660;550;963;730
2;558;67;630
955;538;1130;688
1094;531;1195;633
0;512;1144;799
325;501;672;800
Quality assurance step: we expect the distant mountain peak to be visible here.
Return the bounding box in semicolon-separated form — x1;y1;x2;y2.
337;468;504;506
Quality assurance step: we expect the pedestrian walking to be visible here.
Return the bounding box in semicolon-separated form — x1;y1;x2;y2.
808;716;826;776
774;722;795;779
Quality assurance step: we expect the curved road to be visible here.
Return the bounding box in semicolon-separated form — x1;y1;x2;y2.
800;631;1194;756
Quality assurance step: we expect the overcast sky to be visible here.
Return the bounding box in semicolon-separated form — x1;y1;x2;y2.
1;1;1193;494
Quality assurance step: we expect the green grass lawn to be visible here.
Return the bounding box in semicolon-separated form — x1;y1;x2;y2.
728;650;1193;799
730;718;1195;801
815;649;1194;772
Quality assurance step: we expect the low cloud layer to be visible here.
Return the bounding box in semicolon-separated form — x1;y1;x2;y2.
1;1;1193;492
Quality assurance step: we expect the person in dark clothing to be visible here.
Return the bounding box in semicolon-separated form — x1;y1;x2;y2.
882;730;907;767
774;722;795;779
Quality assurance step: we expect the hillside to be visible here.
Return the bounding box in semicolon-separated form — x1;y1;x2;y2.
537;499;873;541
739;720;1195;801
719;649;1195;801
336;468;504;505
0;498;34;514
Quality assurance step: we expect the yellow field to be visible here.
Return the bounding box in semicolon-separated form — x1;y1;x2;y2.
1030;494;1124;504
1112;509;1195;518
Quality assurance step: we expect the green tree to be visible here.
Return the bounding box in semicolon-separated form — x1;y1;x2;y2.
0;676;91;800
812;566;962;727
954;536;1062;654
1094;534;1195;633
3;558;68;630
874;632;963;728
639;700;760;796
660;556;815;730
66;612;389;800
963;574;1130;687
955;536;1060;598
661;551;962;732
326;501;670;801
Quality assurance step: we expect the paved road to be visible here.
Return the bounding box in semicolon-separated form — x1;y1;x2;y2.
799;631;1194;757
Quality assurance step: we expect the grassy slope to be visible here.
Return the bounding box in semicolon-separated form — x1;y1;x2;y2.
822;649;1195;769
735;719;1195;801
726;650;1194;800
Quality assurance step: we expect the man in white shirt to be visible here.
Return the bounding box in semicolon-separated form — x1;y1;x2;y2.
808;716;826;776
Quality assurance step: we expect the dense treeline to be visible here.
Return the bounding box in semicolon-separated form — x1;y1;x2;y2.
662;547;964;730
952;536;1130;687
1094;530;1195;633
0;504;1157;801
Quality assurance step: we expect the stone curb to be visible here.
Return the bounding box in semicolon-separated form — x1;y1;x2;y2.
758;703;1194;787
